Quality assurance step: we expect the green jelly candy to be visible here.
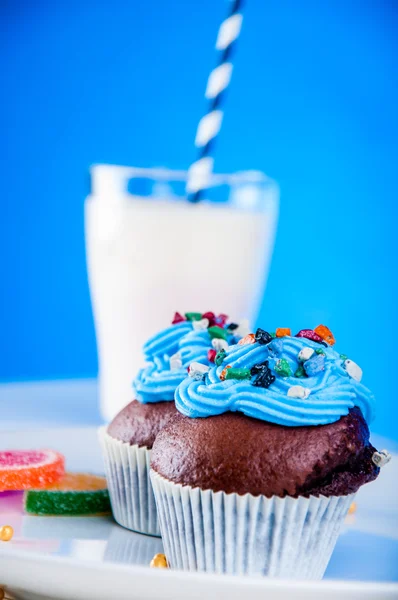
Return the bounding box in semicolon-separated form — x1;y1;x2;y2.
215;349;227;366
315;348;325;355
224;368;252;381
294;364;306;378
340;353;348;361
208;326;228;340
185;312;203;321
275;358;292;377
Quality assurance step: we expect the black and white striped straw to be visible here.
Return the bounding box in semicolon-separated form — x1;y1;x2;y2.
187;0;244;203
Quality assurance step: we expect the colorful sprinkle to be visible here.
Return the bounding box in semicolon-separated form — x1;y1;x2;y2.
340;353;348;361
150;553;169;568
0;525;13;542
172;312;186;324
250;360;270;375
227;322;239;331
215;349;227;366
252;363;275;388
169;352;182;370
208;325;228;340
201;311;216;326
254;328;273;345
212;338;229;352
298;347;315;362
192;318;209;331
274;358;292;377
207;349;217;363
238;333;256;346
224;367;252;381
188;362;210;380
295;329;324;344
216;313;229;327
220;365;232;381
343;359;362;382
371;450;391;467
304;354;325;376
314;324;335;346
294;364;307;378
185;312;203;322
287;385;310;399
315;348;325;355
276;328;291;338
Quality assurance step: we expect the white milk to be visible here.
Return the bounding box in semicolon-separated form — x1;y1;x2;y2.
85;165;279;421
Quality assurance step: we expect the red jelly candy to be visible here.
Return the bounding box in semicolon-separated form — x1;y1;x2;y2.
172;312;186;324
202;312;216;327
295;329;324;344
207;349;217;363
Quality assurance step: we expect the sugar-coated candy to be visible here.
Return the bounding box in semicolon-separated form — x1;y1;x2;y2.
189;362;210;380
252;364;275;388
294;364;307;378
276;328;291;338
172;312;186;324
255;328;273;345
296;329;324;344
207;349;217;363
150;553;169;568
250;359;270;375
287;385;311;399
298;347;314;362
0;525;13;542
314;324;335;346
212;338;229;352
238;333;255;346
340;353;348;361
343;359;363;382
24;473;111;516
215;349;227;366
274;358;292;377
315;348;325;355
227;322;239;331
216;313;229;327
220;365;232;381
201;312;216;326
192;318;209;331
371;450;391;468
0;449;65;492
304;354;325;376
224;367;252;381
169;352;182;370
208;326;228;341
185;312;203;322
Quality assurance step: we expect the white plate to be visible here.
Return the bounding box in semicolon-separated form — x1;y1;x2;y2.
0;427;397;600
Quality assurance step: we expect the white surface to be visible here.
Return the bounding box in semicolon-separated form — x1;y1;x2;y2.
0;426;397;600
85;165;279;421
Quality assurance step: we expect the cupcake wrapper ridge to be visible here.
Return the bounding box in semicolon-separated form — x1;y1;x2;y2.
99;427;161;537
150;469;354;579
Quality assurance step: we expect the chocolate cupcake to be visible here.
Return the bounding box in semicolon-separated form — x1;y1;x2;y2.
99;312;246;536
150;325;391;575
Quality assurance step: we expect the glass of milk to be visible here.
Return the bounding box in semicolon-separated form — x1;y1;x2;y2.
85;164;279;421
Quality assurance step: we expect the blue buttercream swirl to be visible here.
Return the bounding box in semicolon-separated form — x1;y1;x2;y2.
175;336;375;426
133;321;231;403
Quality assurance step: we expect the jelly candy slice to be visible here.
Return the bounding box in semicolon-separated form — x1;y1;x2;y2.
24;472;111;516
0;450;65;492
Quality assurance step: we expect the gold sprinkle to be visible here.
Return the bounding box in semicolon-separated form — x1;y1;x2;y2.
348;502;357;515
150;553;168;569
0;526;13;542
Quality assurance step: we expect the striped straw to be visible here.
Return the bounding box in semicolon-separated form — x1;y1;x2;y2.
187;0;244;203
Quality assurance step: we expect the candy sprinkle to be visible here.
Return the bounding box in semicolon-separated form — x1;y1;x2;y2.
298;347;314;362
212;338;229;352
255;328;273;345
296;329;324;344
274;359;292;377
224;367;252;381
315;348;325;355
192;318;209;331
189;362;210;380
238;333;255;346
172;312;186;324
252;365;275;388
207;349;217;363
150;553;169;569
227;322;239;331
0;525;13;542
287;385;310;399
208;326;228;341
220;365;232;381
304;354;325;376
314;324;335;346
294;364;307;378
185;312;203;322
343;359;363;382
215;349;227;366
372;450;392;468
276;328;291;338
201;311;216;326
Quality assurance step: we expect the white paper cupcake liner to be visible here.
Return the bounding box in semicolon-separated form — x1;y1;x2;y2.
150;469;354;579
99;427;160;537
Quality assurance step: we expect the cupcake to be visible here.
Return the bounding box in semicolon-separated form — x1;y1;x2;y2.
150;325;391;576
99;311;246;536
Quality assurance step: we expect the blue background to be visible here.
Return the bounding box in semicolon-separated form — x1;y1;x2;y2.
1;1;397;439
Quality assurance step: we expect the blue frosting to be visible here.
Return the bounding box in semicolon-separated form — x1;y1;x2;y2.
133;321;226;403
175;336;376;426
